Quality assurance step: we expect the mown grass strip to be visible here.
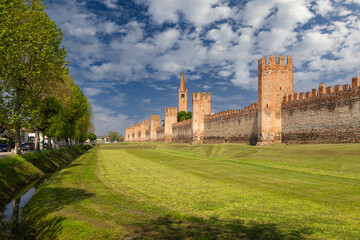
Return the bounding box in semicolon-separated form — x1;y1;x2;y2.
18;143;360;239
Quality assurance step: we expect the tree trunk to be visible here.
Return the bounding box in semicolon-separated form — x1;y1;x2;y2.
41;130;45;150
48;136;53;150
14;124;21;155
14;87;22;155
35;127;40;152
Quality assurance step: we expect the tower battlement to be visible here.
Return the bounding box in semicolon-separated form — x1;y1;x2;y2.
150;115;161;120
258;55;292;68
192;92;211;101
165;107;177;115
141;120;149;125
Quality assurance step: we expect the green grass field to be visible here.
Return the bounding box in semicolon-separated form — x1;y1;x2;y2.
21;143;360;239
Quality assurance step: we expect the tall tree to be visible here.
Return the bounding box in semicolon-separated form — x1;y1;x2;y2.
108;131;119;143
0;0;68;154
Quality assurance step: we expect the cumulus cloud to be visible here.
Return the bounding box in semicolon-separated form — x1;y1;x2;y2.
92;104;132;136
83;87;103;97
138;0;232;27
102;0;118;8
45;0;360;134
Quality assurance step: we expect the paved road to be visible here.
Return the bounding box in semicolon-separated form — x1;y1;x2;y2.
0;150;13;157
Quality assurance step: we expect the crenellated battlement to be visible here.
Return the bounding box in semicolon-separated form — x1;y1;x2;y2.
192;92;211;101
282;76;360;108
205;103;258;122
134;123;140;127
165;107;177;115
150;115;161;120
141;120;149;125
258;55;292;68
173;119;192;128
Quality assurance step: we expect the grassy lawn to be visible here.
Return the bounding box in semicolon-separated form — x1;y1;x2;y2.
22;143;360;239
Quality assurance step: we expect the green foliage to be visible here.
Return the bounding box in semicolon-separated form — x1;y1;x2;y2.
45;75;93;143
0;0;69;153
108;131;121;142
177;111;192;122
88;132;97;142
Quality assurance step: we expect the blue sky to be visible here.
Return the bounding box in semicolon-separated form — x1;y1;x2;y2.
44;0;360;136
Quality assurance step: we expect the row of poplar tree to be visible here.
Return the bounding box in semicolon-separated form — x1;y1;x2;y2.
0;0;93;155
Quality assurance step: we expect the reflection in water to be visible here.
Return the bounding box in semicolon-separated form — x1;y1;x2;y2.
2;178;47;225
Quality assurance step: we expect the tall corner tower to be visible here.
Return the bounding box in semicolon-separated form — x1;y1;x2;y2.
257;55;293;144
178;72;187;112
192;92;211;144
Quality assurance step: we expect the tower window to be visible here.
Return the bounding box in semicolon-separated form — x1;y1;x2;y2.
181;94;185;98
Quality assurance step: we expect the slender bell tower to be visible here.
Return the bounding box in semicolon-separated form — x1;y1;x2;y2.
178;72;187;112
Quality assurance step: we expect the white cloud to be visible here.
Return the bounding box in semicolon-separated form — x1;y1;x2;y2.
139;0;232;27
142;98;151;104
218;70;232;77
84;87;103;97
103;0;118;8
153;28;180;51
313;0;334;17
47;0;360;117
106;93;127;108
92;104;132;136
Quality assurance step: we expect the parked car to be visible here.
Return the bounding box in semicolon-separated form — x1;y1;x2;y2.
43;143;48;149
0;138;11;152
20;142;34;151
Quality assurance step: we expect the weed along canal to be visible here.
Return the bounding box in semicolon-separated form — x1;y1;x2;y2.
0;146;90;238
1;173;50;225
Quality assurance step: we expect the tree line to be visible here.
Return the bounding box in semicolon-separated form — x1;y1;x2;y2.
0;0;94;155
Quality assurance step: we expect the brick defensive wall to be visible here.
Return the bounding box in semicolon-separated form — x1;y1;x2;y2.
172;119;192;143
156;126;165;142
281;77;360;144
204;103;258;144
145;129;150;141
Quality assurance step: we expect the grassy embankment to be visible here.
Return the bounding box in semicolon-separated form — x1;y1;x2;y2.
0;146;89;204
20;143;360;239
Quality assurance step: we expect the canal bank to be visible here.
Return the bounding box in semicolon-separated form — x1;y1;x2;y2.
0;146;89;205
0;146;91;238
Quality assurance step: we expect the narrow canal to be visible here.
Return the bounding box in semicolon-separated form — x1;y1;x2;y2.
0;163;71;235
1;174;50;225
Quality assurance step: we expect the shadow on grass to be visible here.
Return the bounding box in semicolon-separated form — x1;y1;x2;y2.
1;187;94;240
126;215;308;240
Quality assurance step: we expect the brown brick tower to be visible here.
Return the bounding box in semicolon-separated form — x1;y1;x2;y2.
257;55;293;144
164;107;177;143
140;120;149;142
178;72;187;112
192;92;211;144
134;123;140;142
129;126;134;142
150;115;160;141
